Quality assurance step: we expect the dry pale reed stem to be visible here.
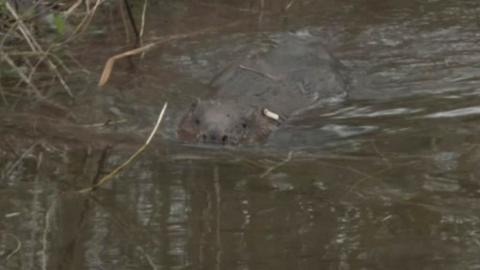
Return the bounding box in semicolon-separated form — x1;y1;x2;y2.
119;0;131;44
5;2;73;96
98;43;155;86
61;0;104;45
64;0;84;18
285;0;296;10
5;2;39;52
140;0;149;58
1;52;44;98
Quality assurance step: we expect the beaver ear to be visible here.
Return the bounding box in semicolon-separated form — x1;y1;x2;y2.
190;99;200;110
243;109;279;143
177;111;198;141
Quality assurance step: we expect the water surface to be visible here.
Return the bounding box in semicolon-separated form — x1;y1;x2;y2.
2;0;480;269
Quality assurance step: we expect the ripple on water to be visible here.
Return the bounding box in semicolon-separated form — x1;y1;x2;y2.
424;106;480;118
423;175;461;193
320;124;378;138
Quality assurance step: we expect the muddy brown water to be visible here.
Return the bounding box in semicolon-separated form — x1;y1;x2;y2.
2;0;480;269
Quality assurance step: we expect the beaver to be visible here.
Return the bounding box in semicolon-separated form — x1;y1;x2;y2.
177;33;349;145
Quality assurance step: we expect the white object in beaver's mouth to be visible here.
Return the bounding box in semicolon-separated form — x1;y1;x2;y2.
262;108;282;123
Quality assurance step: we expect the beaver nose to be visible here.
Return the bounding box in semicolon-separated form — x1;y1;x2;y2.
201;131;229;144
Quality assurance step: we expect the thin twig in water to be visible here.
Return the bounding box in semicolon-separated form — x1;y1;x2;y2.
140;248;159;270
64;0;84;18
91;146;112;187
80;119;128;128
61;0;104;45
3;141;39;178
260;151;293;178
65;52;91;74
140;0;148;40
0;82;7;105
239;65;280;81
123;0;140;45
0;18;21;48
140;0;148;58
26;45;73;96
41;197;57;270
371;140;392;168
119;0;131;44
341;160;419;199
3;51;72;112
312;159;386;196
5;233;22;260
79;102;168;193
285;0;296;11
213;165;222;270
258;0;265;25
0;52;44;99
49;51;72;74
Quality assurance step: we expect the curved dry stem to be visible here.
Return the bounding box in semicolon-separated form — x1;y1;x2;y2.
98;43;155;86
61;0;105;45
4;233;22;260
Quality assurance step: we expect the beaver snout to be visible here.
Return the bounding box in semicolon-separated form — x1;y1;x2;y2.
200;130;230;145
178;100;257;145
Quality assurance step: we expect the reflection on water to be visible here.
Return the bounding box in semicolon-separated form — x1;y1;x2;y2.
2;0;480;269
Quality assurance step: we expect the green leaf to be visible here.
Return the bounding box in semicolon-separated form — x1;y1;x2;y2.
53;14;65;35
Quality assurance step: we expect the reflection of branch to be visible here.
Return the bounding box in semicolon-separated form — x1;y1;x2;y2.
79;102;168;193
2;141;39;179
41;197;57;270
5;233;22;260
140;247;159;270
140;0;149;58
285;0;297;11
91;146;112;187
213;166;222;270
123;0;140;45
371;140;392;168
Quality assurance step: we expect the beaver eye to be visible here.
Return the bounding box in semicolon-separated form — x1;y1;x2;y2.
195;119;201;125
241;123;247;129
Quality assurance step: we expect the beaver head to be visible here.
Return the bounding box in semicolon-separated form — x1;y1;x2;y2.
177;100;280;145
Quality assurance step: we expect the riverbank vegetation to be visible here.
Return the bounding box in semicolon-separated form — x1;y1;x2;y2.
0;0;130;107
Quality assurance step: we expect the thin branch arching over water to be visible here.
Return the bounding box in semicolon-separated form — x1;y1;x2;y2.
79;102;168;193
